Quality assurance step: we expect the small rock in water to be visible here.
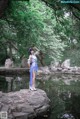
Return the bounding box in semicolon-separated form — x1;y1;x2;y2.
61;113;75;119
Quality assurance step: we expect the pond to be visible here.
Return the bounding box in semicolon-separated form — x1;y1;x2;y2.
0;74;80;119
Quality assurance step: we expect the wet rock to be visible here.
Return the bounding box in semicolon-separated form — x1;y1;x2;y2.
61;113;75;119
0;89;50;119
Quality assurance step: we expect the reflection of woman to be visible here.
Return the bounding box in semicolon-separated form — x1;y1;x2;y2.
28;48;38;91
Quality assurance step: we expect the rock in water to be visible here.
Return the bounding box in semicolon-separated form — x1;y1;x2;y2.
0;89;50;119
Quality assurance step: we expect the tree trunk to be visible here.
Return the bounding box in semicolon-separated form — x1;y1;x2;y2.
0;0;9;18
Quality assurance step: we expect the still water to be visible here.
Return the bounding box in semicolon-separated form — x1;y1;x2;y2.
0;74;80;119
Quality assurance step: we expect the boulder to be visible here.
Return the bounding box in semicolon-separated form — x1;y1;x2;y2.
5;58;14;68
61;59;70;69
50;61;60;68
39;66;51;74
0;89;50;119
21;57;28;68
50;61;60;72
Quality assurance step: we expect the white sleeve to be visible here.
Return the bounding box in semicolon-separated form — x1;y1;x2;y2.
27;59;30;64
27;55;31;64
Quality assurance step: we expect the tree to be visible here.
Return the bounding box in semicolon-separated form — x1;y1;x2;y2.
0;0;80;65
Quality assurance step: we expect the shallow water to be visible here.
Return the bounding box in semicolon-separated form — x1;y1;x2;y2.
0;74;80;119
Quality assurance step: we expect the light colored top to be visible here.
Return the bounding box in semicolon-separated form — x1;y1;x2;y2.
28;54;37;65
31;55;37;64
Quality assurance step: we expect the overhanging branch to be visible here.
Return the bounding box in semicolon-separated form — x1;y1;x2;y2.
69;4;80;11
72;11;80;20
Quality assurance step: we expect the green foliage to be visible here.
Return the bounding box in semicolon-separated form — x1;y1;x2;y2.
28;0;66;61
63;48;80;66
0;0;80;65
0;0;66;64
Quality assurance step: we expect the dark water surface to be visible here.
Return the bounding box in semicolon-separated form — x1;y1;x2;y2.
0;74;80;119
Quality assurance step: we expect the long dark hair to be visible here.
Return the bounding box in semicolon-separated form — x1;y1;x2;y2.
28;48;33;55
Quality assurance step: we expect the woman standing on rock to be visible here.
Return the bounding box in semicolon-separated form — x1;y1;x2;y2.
28;48;38;91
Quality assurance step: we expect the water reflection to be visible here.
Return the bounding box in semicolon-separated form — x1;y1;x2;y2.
0;74;80;119
5;77;14;92
0;76;8;92
0;76;29;92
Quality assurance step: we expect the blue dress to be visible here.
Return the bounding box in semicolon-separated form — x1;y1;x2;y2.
29;55;38;87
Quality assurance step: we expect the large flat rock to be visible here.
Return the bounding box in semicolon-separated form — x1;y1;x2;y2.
0;89;50;119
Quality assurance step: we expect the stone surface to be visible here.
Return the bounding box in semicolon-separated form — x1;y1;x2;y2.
61;59;70;69
50;61;60;68
21;57;28;68
5;58;14;68
1;64;80;75
39;66;51;74
0;89;50;119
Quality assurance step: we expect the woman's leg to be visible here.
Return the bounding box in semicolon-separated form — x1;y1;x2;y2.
32;70;36;90
29;68;34;90
29;71;33;89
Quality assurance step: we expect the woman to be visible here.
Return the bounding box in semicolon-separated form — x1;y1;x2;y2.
28;48;38;91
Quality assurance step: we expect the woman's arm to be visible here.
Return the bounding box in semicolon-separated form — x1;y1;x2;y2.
27;55;32;68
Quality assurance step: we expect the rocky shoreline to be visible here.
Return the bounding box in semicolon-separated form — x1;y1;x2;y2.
0;89;50;119
0;58;80;75
38;66;80;75
1;66;80;75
